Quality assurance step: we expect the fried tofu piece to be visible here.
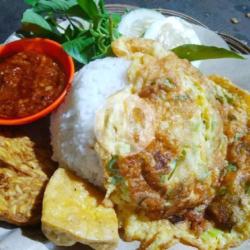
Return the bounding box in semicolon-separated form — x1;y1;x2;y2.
0;128;56;226
42;168;119;250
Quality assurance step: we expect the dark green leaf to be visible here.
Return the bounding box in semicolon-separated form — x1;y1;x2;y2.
77;0;100;19
33;0;77;13
98;0;106;14
18;24;61;41
63;23;88;41
91;49;110;60
64;24;75;40
172;44;244;61
21;9;53;32
227;163;237;172
63;36;95;64
67;5;88;18
24;0;38;6
21;0;120;65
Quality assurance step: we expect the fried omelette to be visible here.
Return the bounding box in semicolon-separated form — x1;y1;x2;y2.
0;121;56;225
93;37;250;249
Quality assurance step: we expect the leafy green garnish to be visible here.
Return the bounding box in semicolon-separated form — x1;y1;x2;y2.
107;156;124;185
226;163;237;172
77;0;99;19
33;0;77;13
63;37;95;64
24;0;38;6
20;0;121;64
172;44;244;61
22;9;53;32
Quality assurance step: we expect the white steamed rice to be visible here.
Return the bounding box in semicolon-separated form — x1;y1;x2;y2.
50;57;130;187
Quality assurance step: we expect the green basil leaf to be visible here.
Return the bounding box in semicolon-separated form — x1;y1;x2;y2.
21;0;119;66
63;36;95;64
24;0;38;6
63;23;88;41
64;24;76;40
33;0;77;13
18;24;59;40
21;9;53;32
67;5;88;18
172;44;244;61
77;0;100;19
98;0;106;14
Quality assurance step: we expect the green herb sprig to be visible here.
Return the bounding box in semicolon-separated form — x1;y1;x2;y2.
20;0;121;64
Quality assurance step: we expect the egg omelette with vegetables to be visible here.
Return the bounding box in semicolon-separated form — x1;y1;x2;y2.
92;37;250;250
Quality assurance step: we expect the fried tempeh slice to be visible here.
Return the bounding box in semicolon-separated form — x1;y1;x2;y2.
0;125;56;226
42;168;119;250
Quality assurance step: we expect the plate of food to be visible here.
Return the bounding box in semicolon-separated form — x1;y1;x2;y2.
0;1;250;250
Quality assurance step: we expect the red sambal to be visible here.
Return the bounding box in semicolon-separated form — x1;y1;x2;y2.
0;51;66;118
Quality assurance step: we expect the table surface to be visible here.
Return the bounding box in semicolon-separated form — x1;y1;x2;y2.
0;0;250;45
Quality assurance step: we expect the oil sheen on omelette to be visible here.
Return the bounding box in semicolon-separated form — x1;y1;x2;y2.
94;38;250;250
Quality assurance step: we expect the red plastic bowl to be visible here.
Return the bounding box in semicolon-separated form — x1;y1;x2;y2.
0;38;74;125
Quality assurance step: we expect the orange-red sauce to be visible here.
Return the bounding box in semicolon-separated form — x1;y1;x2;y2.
0;51;66;118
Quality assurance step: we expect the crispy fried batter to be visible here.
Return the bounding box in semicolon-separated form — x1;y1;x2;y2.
0;122;56;225
206;76;250;231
